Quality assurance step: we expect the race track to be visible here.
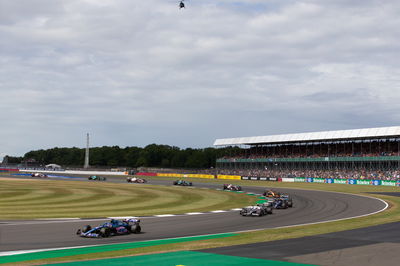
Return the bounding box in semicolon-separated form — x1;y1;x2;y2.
0;177;387;253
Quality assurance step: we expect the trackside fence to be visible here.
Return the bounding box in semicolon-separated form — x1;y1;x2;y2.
0;168;19;173
285;177;400;186
136;172;400;187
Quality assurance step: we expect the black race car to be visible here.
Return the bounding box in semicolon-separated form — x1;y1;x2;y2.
223;184;242;191
77;218;141;238
280;194;293;207
173;180;192;186
88;175;106;181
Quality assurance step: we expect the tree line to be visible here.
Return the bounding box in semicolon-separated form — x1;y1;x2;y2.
4;144;241;169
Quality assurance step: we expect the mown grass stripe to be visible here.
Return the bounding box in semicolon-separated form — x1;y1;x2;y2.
48;250;314;266
0;179;256;219
0;233;237;264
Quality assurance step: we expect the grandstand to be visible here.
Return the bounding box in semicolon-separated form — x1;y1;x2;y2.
214;126;400;179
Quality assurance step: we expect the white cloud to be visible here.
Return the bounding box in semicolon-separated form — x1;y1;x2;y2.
1;0;400;157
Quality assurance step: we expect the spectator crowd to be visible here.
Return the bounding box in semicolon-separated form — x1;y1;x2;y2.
220;140;400;160
216;168;400;181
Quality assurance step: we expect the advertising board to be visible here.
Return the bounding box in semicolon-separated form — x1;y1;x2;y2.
334;179;347;184
217;175;241;180
348;179;356;185
355;180;372;185
282;177;295;182
381;180;396;186
371;180;381;186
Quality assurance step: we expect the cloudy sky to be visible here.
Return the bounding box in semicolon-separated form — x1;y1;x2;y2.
1;0;400;158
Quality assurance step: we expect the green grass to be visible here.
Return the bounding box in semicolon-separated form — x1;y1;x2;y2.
2;176;400;265
0;178;256;219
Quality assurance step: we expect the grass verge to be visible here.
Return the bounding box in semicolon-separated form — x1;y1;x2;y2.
0;178;255;219
1;177;399;265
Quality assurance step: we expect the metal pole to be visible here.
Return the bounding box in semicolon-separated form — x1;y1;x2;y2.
84;133;90;169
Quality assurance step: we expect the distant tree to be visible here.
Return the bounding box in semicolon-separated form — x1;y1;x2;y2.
21;144;240;169
3;155;23;164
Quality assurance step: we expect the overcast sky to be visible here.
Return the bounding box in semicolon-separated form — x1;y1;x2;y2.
1;0;400;158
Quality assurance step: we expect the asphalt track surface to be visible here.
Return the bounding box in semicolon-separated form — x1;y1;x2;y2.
202;221;400;266
0;176;387;253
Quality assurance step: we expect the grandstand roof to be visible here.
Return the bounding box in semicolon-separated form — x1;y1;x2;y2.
213;126;400;146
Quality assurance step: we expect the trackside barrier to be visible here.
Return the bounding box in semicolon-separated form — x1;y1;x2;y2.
334;179;347;184
217;175;241;180
0;168;19;173
294;177;399;186
242;176;279;181
157;173;184;178
281;177;295;182
183;174;215;179
136;172;399;186
381;180;397;186
141;173;215;179
19;169;128;176
137;172;157;176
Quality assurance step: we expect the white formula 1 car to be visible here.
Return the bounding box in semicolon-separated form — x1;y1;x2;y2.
127;177;147;183
31;173;48;178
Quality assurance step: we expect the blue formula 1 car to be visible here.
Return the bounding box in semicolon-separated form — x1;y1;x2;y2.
76;218;141;238
271;198;289;209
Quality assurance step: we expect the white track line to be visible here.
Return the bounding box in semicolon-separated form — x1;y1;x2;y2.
0;209;243;226
107;216;139;220
154;214;175;217
37;218;80;220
